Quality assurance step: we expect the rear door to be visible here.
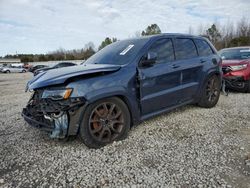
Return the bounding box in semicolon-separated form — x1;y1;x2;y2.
173;38;203;102
138;38;182;115
11;66;18;73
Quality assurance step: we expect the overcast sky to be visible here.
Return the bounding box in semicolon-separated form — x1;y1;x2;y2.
0;0;250;56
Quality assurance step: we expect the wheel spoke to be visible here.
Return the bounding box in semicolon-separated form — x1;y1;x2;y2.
90;119;101;123
208;92;213;101
105;128;112;141
109;121;123;133
98;128;105;140
92;124;103;134
108;104;116;116
94;109;102;118
111;110;122;120
102;103;109;116
112;120;124;124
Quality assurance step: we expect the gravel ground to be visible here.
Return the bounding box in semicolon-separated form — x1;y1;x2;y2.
0;73;250;188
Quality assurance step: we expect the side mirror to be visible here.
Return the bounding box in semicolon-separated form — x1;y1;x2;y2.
140;52;157;67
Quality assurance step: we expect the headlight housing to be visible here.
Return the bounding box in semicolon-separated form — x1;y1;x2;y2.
229;64;247;71
42;88;72;100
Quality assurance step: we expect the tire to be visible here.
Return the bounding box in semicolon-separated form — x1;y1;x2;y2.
198;75;221;108
6;70;10;73
22;70;26;73
245;80;250;93
79;97;131;148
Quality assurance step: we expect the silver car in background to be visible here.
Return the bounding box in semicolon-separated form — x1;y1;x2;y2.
0;65;26;73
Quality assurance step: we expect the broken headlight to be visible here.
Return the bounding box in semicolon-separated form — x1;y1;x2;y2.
229;64;247;71
42;88;72;100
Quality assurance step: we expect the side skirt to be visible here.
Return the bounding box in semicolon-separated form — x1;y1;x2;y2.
140;99;194;121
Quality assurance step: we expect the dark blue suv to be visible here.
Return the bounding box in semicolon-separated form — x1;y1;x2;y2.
22;34;222;148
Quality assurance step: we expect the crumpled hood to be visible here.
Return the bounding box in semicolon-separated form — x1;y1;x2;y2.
27;64;121;90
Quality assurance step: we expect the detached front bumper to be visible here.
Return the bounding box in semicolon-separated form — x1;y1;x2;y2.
223;76;247;90
22;91;87;138
22;108;54;131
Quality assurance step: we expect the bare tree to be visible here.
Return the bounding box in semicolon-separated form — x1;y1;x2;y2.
221;20;235;48
188;26;194;35
237;17;249;37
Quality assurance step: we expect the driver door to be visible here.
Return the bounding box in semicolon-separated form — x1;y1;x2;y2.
138;38;182;116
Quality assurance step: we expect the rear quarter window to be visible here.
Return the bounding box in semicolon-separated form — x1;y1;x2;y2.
194;39;214;56
175;38;198;60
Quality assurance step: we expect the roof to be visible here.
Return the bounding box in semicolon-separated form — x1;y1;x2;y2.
220;46;250;51
140;33;204;39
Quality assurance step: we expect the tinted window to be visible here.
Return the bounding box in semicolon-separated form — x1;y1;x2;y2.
149;39;174;63
55;63;73;68
195;39;214;56
218;48;250;60
64;63;75;66
85;38;149;65
175;38;198;60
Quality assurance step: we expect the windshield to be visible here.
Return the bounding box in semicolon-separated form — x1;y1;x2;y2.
219;48;250;60
85;38;149;65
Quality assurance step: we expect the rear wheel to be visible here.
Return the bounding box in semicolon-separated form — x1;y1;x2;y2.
6;70;10;73
245;80;250;93
198;75;221;108
22;69;26;73
79;97;130;148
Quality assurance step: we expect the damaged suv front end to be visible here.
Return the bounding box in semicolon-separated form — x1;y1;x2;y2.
22;88;86;138
22;62;124;139
219;47;250;92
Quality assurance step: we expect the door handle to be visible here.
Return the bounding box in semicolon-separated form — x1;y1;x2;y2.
172;64;180;69
200;59;206;63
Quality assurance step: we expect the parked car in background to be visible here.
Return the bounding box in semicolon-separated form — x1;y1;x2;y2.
23;34;222;148
1;65;26;73
34;62;77;76
29;65;49;73
80;60;86;65
219;47;250;92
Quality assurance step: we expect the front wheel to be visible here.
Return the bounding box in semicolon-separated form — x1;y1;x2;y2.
198;75;221;108
245;80;250;93
79;97;131;148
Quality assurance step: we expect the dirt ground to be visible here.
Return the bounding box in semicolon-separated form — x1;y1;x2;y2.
0;72;249;187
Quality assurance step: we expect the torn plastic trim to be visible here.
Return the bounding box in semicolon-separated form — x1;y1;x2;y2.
223;76;246;89
50;112;68;139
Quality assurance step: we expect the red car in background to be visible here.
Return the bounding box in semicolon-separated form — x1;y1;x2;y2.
219;47;250;93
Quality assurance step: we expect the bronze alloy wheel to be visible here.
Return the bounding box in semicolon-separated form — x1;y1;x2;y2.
88;102;125;143
198;75;221;108
206;76;220;103
80;97;130;148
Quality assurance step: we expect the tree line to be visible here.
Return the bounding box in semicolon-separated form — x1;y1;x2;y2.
188;17;250;49
2;18;250;63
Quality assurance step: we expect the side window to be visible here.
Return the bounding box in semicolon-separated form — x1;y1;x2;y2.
175;38;198;60
149;38;174;63
56;63;64;68
63;63;74;67
194;39;214;56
